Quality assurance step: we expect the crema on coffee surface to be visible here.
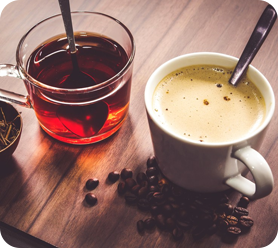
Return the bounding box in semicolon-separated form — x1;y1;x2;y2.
152;65;266;143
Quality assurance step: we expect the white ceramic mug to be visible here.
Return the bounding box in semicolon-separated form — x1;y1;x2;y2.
145;52;275;200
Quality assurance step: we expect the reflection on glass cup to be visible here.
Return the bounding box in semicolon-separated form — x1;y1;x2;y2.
0;12;135;144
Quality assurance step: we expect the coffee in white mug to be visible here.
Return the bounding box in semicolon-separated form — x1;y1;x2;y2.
152;65;266;143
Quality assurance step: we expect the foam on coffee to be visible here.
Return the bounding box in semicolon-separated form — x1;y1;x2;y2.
152;65;266;143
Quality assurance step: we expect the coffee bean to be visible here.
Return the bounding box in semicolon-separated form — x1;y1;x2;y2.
170;202;180;212
138;186;148;198
125;178;137;190
85;178;99;190
226;215;238;226
124;193;138;204
137;220;145;233
155;214;166;229
165;217;176;231
158;178;168;187
218;219;229;230
162;204;173;217
136;172;148;184
147;156;158;168
234;207;249;217
219;194;230;204
146;192;155;203
218;203;233;215
239;216;254;229
177;209;188;221
137;198;150;211
108;171;120;183
85;193;97;206
238;196;250;208
161;184;171;197
150;205;160;215
199;213;214;227
139;180;148;188
146;167;158;177
149;185;160;193
117;182;126;195
131;184;141;195
172;227;183;240
227;226;241;235
176;220;192;230
144;218;156;229
121;168;133;180
153;192;165;201
148;175;159;185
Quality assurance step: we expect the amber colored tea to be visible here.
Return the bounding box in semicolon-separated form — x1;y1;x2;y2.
26;32;131;143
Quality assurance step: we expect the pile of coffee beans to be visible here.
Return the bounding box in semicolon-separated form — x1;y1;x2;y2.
108;156;254;241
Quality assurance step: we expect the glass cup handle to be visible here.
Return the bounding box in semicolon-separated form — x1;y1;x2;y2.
225;146;274;200
0;64;31;108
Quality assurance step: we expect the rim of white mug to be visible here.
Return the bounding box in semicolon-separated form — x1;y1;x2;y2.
145;52;275;148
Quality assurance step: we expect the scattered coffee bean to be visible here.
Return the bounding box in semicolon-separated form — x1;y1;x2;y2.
137;198;150;211
124;193;138;204
108;171;120;183
117;182;126;195
226;215;238;226
111;155;256;242
227;226;241;236
150;205;160;215
137;220;145;233
121;168;133;180
144;218;156;229
131;184;141;195
155;214;166;229
172;227;183;240
136;172;148;184
165;217;176;231
176;220;192;230
85;193;97;206
218;219;229;230
149;185;160;193
158;178;168;187
146;167;159;177
125;178;137;190
138;186;148;198
162;204;173;217
238;196;250;208
85;178;99;190
234;207;249;217
146;155;158;168
148;175;159;185
239;216;254;229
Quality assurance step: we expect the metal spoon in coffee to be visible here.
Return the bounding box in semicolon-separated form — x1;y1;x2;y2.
229;5;277;86
58;0;97;88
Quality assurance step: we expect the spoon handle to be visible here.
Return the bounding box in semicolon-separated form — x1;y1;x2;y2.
229;5;277;86
58;0;77;53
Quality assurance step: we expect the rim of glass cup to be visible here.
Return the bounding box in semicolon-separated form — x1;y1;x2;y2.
16;11;135;94
145;52;275;148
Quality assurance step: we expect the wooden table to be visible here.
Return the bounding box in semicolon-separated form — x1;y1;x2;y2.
1;0;278;247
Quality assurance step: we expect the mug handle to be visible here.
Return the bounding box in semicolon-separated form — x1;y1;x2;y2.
0;64;31;108
225;146;274;199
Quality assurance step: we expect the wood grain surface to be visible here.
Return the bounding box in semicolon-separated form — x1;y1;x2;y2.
0;0;278;247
